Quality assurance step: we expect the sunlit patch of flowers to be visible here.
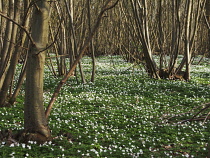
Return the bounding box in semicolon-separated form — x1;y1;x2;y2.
0;56;209;157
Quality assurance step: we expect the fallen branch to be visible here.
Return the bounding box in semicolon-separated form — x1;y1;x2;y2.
181;102;210;123
162;103;205;122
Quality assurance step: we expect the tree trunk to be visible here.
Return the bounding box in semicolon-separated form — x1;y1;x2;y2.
130;0;159;79
87;0;96;83
184;0;192;81
0;0;14;89
24;0;51;142
0;0;22;106
206;1;210;156
64;0;86;83
206;0;210;57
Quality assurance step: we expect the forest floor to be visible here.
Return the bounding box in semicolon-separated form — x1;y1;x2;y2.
0;55;210;157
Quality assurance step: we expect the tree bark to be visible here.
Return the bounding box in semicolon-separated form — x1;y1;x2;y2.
0;0;22;106
184;0;192;81
87;0;96;82
24;0;51;141
0;0;14;89
206;0;210;58
130;0;159;79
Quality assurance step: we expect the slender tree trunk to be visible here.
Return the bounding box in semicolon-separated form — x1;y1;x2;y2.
64;0;86;83
55;2;68;76
0;0;22;106
24;0;51;141
87;0;96;82
68;0;76;69
168;0;181;76
130;0;159;78
0;0;2;49
0;0;14;89
8;62;26;105
184;0;192;81
45;0;120;119
59;25;67;76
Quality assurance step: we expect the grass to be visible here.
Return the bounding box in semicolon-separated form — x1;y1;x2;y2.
0;55;210;157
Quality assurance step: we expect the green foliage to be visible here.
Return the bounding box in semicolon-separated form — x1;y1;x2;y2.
0;56;210;157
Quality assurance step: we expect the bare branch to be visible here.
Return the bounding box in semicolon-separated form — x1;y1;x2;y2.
45;0;120;119
0;12;35;45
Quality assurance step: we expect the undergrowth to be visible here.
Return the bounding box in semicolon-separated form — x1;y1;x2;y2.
0;56;210;157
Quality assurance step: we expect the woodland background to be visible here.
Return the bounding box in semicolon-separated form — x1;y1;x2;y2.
0;0;210;157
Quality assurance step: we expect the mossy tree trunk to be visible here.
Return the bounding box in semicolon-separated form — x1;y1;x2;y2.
24;0;51;141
